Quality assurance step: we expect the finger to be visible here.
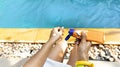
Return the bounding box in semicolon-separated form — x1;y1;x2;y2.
59;27;64;32
81;31;87;43
56;27;63;32
51;27;60;36
61;27;64;35
61;27;64;32
54;27;60;32
86;41;92;47
58;27;64;35
74;38;80;45
53;27;64;36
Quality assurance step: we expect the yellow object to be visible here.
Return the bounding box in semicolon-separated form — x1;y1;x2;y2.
76;61;94;67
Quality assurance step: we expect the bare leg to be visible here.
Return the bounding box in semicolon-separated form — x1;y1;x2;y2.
67;32;91;67
48;39;68;62
23;27;64;67
67;44;79;67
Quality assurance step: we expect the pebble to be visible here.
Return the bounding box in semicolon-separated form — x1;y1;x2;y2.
109;57;114;62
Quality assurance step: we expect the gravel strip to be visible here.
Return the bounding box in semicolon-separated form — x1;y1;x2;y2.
0;42;120;62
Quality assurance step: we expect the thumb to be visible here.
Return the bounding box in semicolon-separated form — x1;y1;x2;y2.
81;31;87;43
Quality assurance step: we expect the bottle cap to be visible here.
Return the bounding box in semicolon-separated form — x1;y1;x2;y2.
65;29;75;41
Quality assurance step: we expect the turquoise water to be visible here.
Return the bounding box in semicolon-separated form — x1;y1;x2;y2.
0;0;120;28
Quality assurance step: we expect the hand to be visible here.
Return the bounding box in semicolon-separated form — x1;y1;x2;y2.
76;31;91;61
48;27;64;42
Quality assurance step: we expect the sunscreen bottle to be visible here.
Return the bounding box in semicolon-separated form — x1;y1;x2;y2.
65;29;104;43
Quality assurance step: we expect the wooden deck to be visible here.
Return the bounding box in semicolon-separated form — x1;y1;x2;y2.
0;28;120;44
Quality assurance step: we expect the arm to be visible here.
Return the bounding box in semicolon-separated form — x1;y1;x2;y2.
67;32;91;67
23;27;63;67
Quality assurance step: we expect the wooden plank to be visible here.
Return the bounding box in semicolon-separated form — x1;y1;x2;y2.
0;28;120;44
